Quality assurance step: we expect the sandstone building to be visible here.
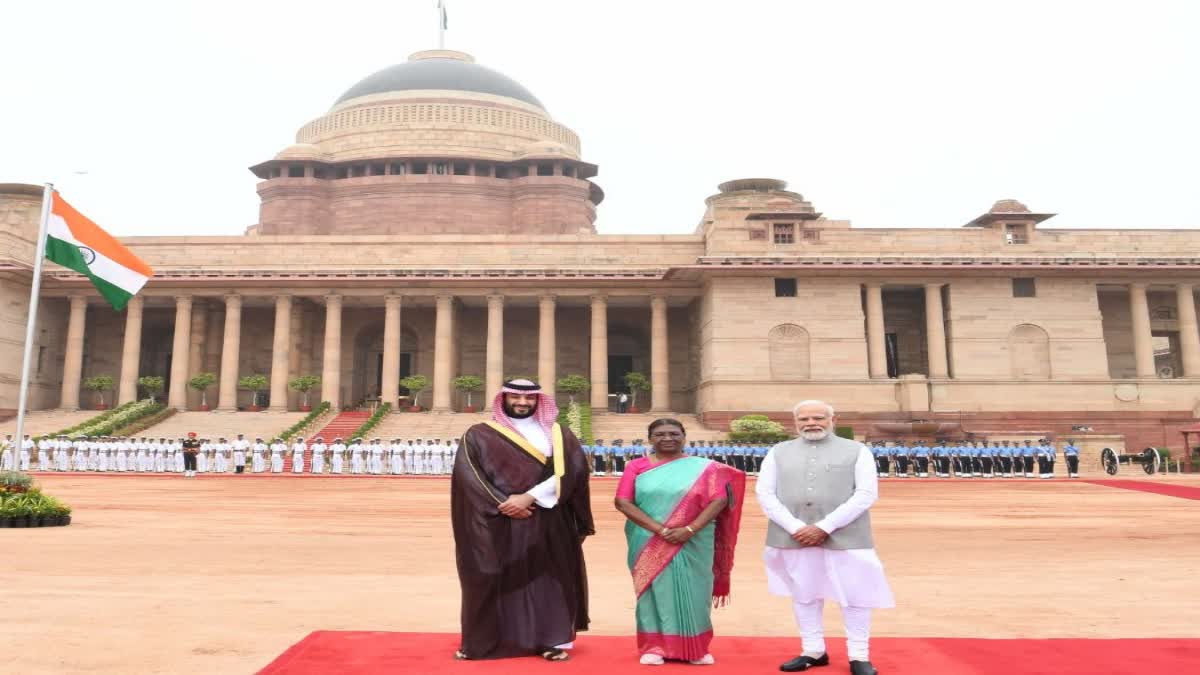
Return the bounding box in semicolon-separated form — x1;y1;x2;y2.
2;50;1198;451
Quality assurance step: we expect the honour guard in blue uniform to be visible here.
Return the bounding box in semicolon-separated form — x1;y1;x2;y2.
873;442;890;477
1020;440;1036;477
590;439;609;476
1039;439;1056;479
913;441;931;477
893;442;911;477
1063;441;1081;478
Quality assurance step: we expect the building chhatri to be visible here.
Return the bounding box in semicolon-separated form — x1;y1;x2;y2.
2;49;1199;451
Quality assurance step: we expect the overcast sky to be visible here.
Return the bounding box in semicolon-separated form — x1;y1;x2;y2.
2;0;1197;236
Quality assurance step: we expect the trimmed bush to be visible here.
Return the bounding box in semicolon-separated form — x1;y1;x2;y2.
729;414;792;444
278;401;331;441
835;426;855;440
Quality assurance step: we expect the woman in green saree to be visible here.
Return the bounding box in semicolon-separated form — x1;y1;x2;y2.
615;418;745;666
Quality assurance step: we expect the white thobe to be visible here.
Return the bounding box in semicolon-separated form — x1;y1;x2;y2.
512;417;559;508
756;443;895;609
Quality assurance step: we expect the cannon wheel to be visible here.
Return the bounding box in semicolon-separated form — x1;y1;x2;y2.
1141;447;1162;475
1101;447;1119;475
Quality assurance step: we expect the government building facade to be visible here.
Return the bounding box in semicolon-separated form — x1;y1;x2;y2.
2;50;1199;451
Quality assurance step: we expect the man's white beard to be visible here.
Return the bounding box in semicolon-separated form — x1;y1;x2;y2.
800;428;830;441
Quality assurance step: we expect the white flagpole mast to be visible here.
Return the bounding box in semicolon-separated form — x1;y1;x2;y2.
438;0;447;49
13;183;54;460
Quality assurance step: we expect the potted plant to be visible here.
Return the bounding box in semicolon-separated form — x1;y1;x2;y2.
83;374;115;410
289;375;321;412
623;372;651;414
1;470;33;494
238;374;269;411
453;375;484;412
137;375;165;403
399;375;429;412
188;372;217;410
556;374;590;404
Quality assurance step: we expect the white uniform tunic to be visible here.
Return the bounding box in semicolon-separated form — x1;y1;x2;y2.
369;443;383;474
270;443;286;473
349;442;364;474
291;441;306;473
756;443;895;609
251;443;267;473
310;443;326;474
330;443;345;474
232;439;249;470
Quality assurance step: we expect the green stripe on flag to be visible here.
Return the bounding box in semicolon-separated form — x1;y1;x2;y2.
45;235;134;311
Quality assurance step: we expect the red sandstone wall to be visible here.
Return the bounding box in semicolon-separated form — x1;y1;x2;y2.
255;175;596;236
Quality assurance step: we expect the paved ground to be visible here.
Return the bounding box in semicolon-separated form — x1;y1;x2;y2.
4;474;1199;674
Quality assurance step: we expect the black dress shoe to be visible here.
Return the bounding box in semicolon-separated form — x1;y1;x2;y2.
849;660;878;675
779;653;829;672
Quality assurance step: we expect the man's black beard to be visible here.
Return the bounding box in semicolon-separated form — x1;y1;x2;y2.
504;402;537;419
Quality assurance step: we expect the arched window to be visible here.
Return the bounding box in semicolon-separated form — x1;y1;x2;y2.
768;324;810;379
1009;324;1051;379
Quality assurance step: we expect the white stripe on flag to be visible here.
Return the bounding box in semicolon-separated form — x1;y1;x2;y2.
46;213;150;295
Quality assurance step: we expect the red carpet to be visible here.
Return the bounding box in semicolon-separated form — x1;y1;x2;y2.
257;632;1200;674
1084;479;1200;500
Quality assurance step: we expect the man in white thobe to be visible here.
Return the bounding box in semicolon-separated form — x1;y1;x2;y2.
757;400;892;675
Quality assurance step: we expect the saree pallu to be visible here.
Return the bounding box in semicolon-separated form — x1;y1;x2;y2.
625;456;744;660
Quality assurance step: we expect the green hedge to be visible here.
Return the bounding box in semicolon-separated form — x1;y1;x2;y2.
38;400;141;439
0;487;71;518
348;403;391;441
41;400;164;440
114;407;176;437
729;430;792;443
278;401;331;441
835;426;855;440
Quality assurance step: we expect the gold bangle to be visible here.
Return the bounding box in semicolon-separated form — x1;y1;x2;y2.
660;527;669;536
685;525;696;534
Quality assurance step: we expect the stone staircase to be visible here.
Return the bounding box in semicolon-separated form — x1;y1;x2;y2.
311;411;372;442
590;412;725;443
3;410;114;438
369;411;489;442
131;411;309;442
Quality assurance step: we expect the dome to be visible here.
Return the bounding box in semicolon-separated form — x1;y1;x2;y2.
334;50;545;109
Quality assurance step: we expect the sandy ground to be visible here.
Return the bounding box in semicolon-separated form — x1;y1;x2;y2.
4;473;1199;674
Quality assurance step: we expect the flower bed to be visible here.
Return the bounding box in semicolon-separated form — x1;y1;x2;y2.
0;473;71;528
279;401;331;441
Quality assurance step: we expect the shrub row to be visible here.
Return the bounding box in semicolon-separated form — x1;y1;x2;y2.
279;401;331;441
347;403;391;441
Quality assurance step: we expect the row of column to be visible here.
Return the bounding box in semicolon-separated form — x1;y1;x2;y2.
59;292;672;413
862;282;1200;380
863;283;948;379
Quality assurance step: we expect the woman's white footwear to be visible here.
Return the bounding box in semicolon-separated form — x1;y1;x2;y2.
639;653;665;665
688;654;715;665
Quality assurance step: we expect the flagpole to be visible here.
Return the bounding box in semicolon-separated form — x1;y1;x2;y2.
438;0;446;49
12;183;55;461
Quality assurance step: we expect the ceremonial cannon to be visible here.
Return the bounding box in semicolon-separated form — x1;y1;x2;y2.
1100;447;1162;475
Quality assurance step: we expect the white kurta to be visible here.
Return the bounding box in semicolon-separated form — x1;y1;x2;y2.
756;442;895;609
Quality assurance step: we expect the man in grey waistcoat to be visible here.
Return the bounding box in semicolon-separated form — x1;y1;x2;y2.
756;400;894;675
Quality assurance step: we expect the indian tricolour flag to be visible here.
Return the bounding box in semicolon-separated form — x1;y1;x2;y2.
44;192;153;310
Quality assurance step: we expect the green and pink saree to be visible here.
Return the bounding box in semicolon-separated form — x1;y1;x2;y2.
617;455;745;661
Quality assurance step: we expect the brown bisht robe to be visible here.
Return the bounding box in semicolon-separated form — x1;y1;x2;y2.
451;422;594;659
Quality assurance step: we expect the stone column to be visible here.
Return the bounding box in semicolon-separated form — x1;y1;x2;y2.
268;295;292;410
117;295;144;404
432;295;455;411
217;294;242;410
381;294;403;409
287;301;303;409
485;294;504;410
60;295;88;410
865;283;887;379
322;295;343;410
1129;283;1156;378
590;295;609;410
167;295;193;410
650;295;670;412
538;295;557;397
924;283;948;378
1176;284;1200;377
187;301;207;409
